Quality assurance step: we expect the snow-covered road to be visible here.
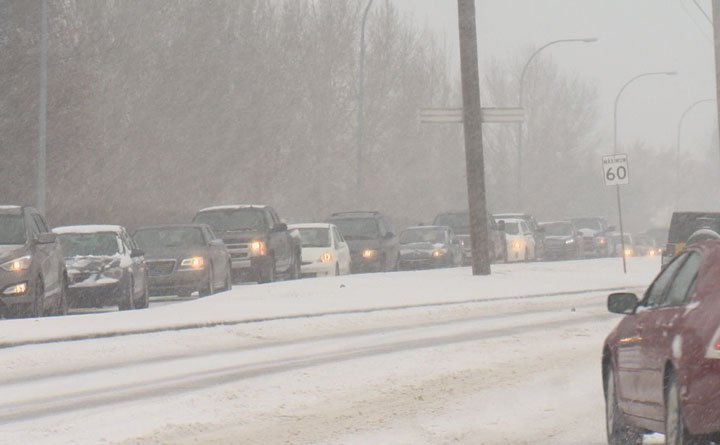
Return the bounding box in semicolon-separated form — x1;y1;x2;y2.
0;258;661;444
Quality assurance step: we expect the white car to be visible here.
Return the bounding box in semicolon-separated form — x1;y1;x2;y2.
496;218;536;262
289;223;351;277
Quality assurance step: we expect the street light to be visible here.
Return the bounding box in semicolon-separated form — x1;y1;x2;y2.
516;37;597;207
612;70;676;273
676;98;715;206
356;0;374;197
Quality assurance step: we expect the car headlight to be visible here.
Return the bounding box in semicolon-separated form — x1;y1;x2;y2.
3;282;28;295
511;240;522;252
0;255;32;272
598;238;606;245
249;241;267;257
102;267;125;280
362;249;377;260
432;249;446;257
180;257;205;270
319;252;333;264
565;239;575;245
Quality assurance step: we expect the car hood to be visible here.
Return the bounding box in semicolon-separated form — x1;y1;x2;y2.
0;244;27;263
216;230;266;244
346;239;381;253
578;228;602;237
400;242;446;252
142;247;209;261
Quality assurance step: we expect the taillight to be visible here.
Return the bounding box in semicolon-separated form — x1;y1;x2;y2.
706;326;720;359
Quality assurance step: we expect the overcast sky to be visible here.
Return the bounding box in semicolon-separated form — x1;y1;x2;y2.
394;0;717;158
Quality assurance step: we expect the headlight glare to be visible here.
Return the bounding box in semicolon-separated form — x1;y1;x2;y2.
361;249;377;260
249;241;267;257
319;252;333;263
180;257;205;270
1;255;32;272
3;282;28;295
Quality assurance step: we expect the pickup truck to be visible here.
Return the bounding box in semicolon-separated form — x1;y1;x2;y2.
193;205;301;283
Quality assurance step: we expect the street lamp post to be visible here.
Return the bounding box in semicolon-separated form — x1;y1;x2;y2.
613;71;676;273
676;98;715;206
356;0;374;197
516;37;597;208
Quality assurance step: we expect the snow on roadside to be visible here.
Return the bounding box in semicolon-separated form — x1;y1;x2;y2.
0;257;659;346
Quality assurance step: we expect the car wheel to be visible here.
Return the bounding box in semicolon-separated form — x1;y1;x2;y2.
200;268;214;297
55;276;69;316
606;367;642;445
258;258;275;284
289;252;301;280
118;276;135;311
30;277;45;318
665;374;702;445
136;279;149;309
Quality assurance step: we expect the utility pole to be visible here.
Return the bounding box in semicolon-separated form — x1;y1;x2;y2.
713;0;720;161
457;0;490;276
356;0;374;198
37;0;48;214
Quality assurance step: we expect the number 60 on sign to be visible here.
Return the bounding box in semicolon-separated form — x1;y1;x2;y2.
602;154;629;186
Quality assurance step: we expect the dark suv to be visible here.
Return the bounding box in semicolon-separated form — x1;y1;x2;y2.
662;211;720;267
433;211;506;264
0;206;67;318
327;211;399;273
193;205;301;283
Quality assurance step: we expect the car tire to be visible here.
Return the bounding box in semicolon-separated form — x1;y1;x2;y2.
118;276;135;311
605;367;643;445
200;268;214;297
136;279;149;309
258;257;275;284
665;374;702;445
55;276;69;316
30;277;45;318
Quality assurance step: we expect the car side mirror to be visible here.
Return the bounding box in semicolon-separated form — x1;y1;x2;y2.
607;292;639;314
36;232;56;244
274;223;288;232
130;249;145;258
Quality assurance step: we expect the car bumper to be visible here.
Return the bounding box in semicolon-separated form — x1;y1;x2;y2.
350;256;383;273
543;245;578;260
67;281;123;307
398;256;447;270
300;262;334;278
148;269;207;295
230;256;272;278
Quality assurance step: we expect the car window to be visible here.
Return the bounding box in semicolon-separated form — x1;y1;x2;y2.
520;222;529;234
32;214;50;233
645;253;688;308
332;227;344;245
27;214;42;236
663;252;701;307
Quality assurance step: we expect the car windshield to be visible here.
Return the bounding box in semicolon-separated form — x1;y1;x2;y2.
296;228;330;248
503;222;520;235
434;214;469;234
542;223;573;237
194;209;266;232
399;228;446;244
330;218;379;240
0;214;26;245
57;232;121;257
572;219;604;231
134;228;205;249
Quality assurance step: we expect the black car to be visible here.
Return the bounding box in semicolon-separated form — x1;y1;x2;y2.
539;221;583;260
398;225;463;270
0;206;67;318
662;212;720;267
53;225;148;311
134;224;232;297
327;211;399;273
433;211;506;264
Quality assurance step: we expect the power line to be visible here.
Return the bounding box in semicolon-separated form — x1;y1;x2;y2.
692;0;712;24
678;0;713;43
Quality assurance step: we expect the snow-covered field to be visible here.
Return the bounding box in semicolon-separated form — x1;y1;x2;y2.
0;257;661;444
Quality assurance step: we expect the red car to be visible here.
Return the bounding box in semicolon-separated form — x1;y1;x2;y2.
603;240;720;445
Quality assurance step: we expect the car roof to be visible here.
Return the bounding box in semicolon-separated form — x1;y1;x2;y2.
0;205;24;215
403;225;447;231
197;205;268;212
540;221;573;225
329;211;381;218
288;223;334;229
135;224;209;231
495;217;524;223
53;224;125;235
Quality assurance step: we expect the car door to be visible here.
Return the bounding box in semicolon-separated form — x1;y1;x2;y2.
615;253;688;419
638;251;702;421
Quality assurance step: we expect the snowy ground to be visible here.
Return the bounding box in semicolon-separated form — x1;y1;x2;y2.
0;257;662;444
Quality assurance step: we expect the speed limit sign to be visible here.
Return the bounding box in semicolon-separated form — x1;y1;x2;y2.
602;154;629;186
